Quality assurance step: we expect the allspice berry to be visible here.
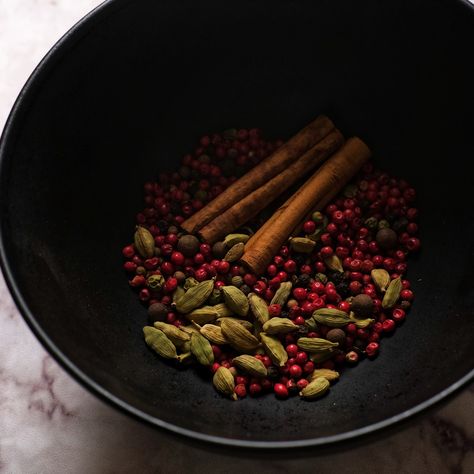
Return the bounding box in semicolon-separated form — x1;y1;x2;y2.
326;328;346;346
376;228;398;250
351;294;374;317
148;302;168;322
212;241;227;259
177;234;200;257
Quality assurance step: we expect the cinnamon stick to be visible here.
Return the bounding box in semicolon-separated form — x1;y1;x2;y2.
198;129;344;243
181;115;335;234
240;137;371;275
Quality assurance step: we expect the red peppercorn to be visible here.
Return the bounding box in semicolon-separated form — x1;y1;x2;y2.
122;245;135;258
297;379;309;391
164;277;178;293
277;271;288;282
267;264;278;277
129;275;146;287
303;220;316;234
296;351;308;365
406;237;421;252
289;364;303;379
392;308;406;322
294;316;305;325
273;255;284;267
194;268;208;281
303;361;315;374
292;287;307;301
283;259;297;273
382;319;396;332
400;289;414;301
267;304;281;318
366;342;379;357
234;384;247;398
217;261;230;274
338;301;351;313
123;261;137;272
170;251;185;266
272;383;288;399
320;246;334;258
249;383;262;397
286;345;299;359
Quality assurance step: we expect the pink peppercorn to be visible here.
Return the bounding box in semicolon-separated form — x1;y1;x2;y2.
234;384;247;398
289;364;303;379
274;383;289;399
366;342;379;357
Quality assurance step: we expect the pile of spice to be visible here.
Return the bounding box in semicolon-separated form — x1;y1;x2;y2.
122;115;420;400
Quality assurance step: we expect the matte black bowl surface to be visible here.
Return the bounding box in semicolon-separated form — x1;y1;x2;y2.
1;0;473;448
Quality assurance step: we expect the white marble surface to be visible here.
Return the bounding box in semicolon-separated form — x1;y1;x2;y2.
1;1;473;473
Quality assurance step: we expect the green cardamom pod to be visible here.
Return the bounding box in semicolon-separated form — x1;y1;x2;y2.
143;326;178;359
190;332;214;366
216;317;253;331
185;305;220;324
304;317;319;331
207;288;222;306
324;254;344;272
309;350;335;364
224;233;250;247
232;355;267;377
371;269;390;293
222;286;249;317
179;325;200;336
223;242;245;262
172;286;186;305
306;226;326;243
297;337;338;353
134;226;155;258
262;317;298;335
213;367;237;400
213;303;233;318
312;308;351;327
184;277;199;290
270;281;292;306
349;312;375;328
176;279;214;314
314;273;328;284
200;324;229;345
248;293;269;324
289;237;316;253
260;333;288;367
299;376;330;399
153;321;190;347
382;276;402;309
220;318;259;352
310;368;340;382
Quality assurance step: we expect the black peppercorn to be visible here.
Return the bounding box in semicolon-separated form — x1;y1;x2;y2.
240;284;251;295
267;366;279;380
157;220;168;234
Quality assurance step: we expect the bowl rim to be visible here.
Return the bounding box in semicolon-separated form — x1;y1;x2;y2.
1;0;474;449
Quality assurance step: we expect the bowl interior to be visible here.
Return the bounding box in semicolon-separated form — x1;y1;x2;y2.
1;0;473;446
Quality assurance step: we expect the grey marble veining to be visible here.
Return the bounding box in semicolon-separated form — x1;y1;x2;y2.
0;1;473;473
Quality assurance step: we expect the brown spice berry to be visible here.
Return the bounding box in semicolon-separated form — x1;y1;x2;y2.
177;235;200;257
174;271;186;284
212;241;227;259
351;294;374;317
148;302;168;322
326;328;346;345
376;228;398;250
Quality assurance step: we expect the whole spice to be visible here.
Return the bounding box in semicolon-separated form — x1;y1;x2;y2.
200;324;229;345
190;332;215;366
326;328;346;345
134;226;155;258
153;321;190;347
185;306;220;324
177;234;200;257
371;268;390;293
175;279;214;314
312;308;351;327
220;318;260;352
232;355;267;377
248;293;270;324
213;367;237;400
262;317;298;335
297;337;339;353
148;302;168;322
224;233;250;247
143;327;178;359
299;376;330;399
350;294;374;317
270;281;292;306
216;317;254;331
310;368;340;382
382;277;402;309
221;286;249;317
223;242;245;262
289;237;316;253
324;255;344;272
260;333;288;367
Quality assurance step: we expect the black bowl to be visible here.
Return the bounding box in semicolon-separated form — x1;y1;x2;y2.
1;0;473;448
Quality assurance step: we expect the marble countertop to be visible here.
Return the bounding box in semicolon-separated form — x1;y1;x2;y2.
1;1;473;473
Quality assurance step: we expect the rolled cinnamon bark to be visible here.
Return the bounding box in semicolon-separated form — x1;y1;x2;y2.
240;137;371;275
198;129;344;243
181;115;335;234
